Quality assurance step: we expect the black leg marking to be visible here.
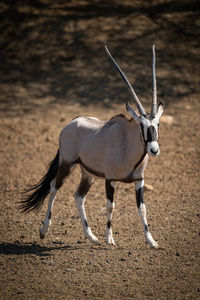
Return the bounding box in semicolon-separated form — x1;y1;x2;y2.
48;211;52;220
55;162;71;189
136;187;144;208
78;178;93;198
84;219;88;227
145;224;149;232
105;180;114;202
107;220;111;229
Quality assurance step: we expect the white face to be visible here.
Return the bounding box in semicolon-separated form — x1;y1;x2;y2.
140;115;160;156
127;102;164;157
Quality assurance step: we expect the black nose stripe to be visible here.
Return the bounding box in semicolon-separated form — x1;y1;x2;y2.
147;126;157;142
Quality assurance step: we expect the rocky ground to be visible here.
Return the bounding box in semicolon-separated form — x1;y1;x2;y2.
0;1;199;299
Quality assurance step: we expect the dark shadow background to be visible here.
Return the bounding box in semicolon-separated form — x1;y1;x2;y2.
0;0;199;116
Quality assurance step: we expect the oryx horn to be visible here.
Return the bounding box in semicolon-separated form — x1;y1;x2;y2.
105;45;146;116
151;45;157;117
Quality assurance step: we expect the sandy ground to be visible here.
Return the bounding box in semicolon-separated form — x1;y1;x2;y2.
0;1;199;299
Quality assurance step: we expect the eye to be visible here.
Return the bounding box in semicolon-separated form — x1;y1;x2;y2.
157;123;160;127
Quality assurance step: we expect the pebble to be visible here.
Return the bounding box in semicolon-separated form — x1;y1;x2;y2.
66;268;76;272
120;258;126;262
77;240;84;244
144;184;153;191
60;117;66;123
52;240;64;245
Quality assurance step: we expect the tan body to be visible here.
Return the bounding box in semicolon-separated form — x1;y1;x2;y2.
60;115;148;182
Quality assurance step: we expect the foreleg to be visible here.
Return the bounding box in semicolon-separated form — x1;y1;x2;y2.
105;180;115;245
135;180;158;248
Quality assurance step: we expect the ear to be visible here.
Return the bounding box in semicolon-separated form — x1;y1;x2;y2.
126;100;140;123
156;102;165;119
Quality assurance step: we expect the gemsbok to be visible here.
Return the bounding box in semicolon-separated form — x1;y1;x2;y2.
21;45;164;248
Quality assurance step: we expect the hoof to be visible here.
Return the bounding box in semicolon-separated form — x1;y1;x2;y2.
92;239;101;246
106;238;116;246
86;235;101;245
150;241;159;249
89;237;101;245
106;230;116;245
39;228;46;239
146;240;159;249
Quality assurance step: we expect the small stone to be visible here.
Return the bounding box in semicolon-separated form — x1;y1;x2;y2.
66;268;75;272
49;260;55;266
60;117;66;122
46;136;52;142
185;105;191;110
144;184;153;191
120;258;126;261
77;240;84;244
52;240;64;245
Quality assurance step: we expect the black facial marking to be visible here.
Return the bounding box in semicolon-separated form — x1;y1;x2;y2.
136;187;144;208
140;123;146;144
107;220;111;229
84;219;88;227
147;126;157;142
48;211;52;220
105;180;115;202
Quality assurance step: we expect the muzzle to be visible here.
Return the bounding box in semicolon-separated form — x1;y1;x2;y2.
147;141;160;156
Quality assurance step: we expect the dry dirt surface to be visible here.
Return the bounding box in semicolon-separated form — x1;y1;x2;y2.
0;1;199;299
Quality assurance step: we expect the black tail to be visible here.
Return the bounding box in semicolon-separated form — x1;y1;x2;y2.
20;150;60;212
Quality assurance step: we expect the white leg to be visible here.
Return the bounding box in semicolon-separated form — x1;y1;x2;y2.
105;180;115;245
135;180;158;248
74;174;100;244
39;179;57;239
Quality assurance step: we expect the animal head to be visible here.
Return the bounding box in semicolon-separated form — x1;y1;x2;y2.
105;45;164;157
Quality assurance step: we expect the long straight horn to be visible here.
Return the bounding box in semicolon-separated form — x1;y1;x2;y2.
105;45;146;116
151;45;157;117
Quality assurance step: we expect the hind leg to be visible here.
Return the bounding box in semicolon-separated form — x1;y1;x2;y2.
40;161;74;239
39;179;57;239
74;169;100;244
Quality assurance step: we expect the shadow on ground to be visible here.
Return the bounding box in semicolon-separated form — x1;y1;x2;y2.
0;242;80;256
0;0;199;116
